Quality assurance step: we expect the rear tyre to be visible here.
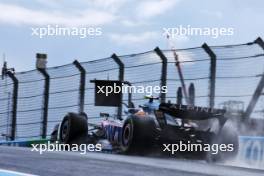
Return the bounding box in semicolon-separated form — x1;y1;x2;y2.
121;117;156;154
59;112;88;144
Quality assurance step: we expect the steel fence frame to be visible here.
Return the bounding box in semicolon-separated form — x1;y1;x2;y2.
0;37;264;141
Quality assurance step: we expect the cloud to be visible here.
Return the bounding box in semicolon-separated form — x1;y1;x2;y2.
0;3;116;26
35;0;127;12
136;0;180;19
35;0;61;8
109;32;159;44
200;10;223;19
0;1;180;28
120;20;147;27
109;31;190;47
89;0;129;13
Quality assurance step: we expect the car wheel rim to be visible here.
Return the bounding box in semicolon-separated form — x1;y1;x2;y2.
123;124;131;146
61;120;69;141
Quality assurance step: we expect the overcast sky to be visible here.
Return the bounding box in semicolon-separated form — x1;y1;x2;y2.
0;0;263;72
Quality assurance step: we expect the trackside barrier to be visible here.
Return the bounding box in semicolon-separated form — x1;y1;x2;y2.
202;43;216;109
1;37;264;141
238;136;264;166
0;139;48;147
111;54;124;119
37;68;50;139
73;60;86;113
6;71;18;140
154;47;168;104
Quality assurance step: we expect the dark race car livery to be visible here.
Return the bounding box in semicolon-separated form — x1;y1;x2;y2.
51;96;239;162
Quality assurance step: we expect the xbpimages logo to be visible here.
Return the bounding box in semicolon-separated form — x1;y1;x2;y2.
31;25;102;38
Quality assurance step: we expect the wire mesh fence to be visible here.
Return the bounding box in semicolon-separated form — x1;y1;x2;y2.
82;57;119;125
46;64;81;137
0;77;14;141
164;47;211;106
0;37;264;141
15;70;45;139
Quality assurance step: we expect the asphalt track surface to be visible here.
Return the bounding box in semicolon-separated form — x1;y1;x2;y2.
0;146;263;176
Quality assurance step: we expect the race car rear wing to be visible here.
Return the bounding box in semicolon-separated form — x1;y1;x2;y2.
159;103;226;121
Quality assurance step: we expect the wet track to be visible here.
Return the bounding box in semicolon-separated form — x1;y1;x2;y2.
0;146;263;176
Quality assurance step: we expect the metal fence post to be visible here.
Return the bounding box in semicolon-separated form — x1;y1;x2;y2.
37;67;50;139
6;71;18;140
154;47;168;103
73;60;86;113
255;37;264;52
188;83;195;106
177;87;183;105
111;54;124;119
244;37;264;119
202;43;216;109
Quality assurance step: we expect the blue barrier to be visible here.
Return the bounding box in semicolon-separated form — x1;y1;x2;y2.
0;139;48;147
0;169;36;176
238;136;264;166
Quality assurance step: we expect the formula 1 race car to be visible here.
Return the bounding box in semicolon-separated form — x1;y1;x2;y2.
51;96;239;162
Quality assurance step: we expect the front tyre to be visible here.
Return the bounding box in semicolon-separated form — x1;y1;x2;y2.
121;118;137;153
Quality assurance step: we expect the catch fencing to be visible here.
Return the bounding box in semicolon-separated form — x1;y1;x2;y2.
1;37;264;141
